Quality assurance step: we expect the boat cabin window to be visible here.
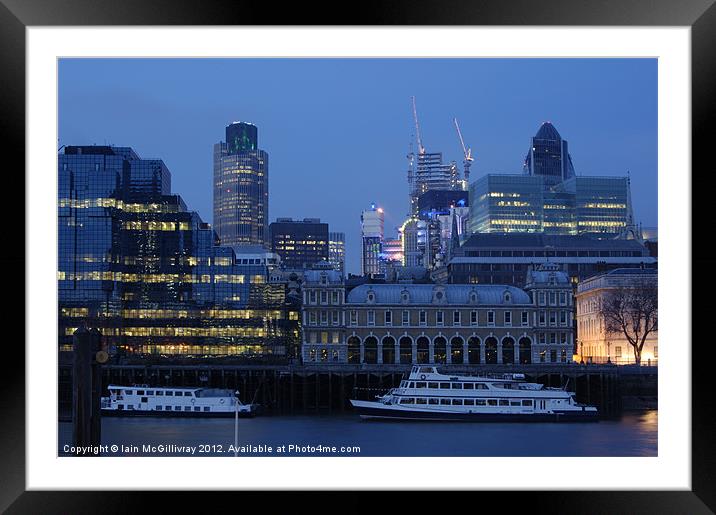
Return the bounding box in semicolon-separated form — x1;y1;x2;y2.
476;399;486;406
141;397;148;403
118;405;124;410
475;384;488;390
415;382;426;388
440;399;451;405
499;399;510;406
451;399;463;405
184;392;193;397
428;398;439;405
487;399;497;406
463;383;474;390
124;390;132;395
510;401;521;406
203;407;210;412
416;398;427;405
147;391;154;395
184;406;191;411
399;398;415;404
165;391;173;396
156;406;162;411
194;407;201;411
174;406;181;411
439;383;450;389
464;399;475;406
136;390;144;395
400;381;407;387
419;367;434;374
451;383;462;389
408;382;415;388
522;400;532;406
127;405;134;410
156;391;163;396
428;382;438;389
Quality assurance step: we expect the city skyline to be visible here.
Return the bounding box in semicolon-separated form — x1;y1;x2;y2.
59;58;658;274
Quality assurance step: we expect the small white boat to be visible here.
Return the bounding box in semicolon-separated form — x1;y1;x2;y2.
350;366;598;422
101;385;258;418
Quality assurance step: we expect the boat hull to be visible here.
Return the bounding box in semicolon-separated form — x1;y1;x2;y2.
350;400;598;422
101;409;256;418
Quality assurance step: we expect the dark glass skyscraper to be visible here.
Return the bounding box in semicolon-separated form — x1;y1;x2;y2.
523;122;576;184
59;145;298;360
213;121;269;247
270;218;329;271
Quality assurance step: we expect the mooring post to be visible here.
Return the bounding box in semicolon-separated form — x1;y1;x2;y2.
72;326;104;453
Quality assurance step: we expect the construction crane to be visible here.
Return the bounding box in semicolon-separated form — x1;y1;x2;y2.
411;96;426;155
453;117;474;185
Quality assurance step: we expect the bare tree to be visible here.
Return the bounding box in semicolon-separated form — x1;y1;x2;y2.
599;279;658;365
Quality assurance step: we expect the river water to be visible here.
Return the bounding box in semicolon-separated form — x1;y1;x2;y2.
58;410;656;457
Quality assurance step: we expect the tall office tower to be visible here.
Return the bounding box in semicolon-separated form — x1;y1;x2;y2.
523;122;576;184
58;145;299;359
328;231;346;276
213;121;269;247
361;203;384;276
270;218;329;271
382;237;404;267
409;152;461;216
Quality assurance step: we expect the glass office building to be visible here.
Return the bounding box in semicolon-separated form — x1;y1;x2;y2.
213;122;269;247
469;123;631;238
59;145;298;361
328;231;346;276
269;218;329;271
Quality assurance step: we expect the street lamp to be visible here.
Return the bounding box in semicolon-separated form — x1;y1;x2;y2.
606;340;611;364
234;390;240;457
579;340;584;365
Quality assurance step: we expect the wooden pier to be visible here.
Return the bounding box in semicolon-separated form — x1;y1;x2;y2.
59;361;656;420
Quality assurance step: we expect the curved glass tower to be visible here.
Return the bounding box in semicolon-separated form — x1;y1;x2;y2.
523;122;576;184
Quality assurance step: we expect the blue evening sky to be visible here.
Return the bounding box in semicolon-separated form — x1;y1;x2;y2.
59;58;657;275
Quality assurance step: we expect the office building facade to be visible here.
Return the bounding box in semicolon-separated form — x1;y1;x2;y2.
447;233;656;287
59;145;298;360
361;204;384;276
328;231;346;276
270;218;329;271
213;121;269;247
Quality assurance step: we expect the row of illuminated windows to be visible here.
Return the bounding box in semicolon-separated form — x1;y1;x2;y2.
490;219;540;226
305;331;342;344
398;397;534;407
134;344;272;355
66;256;234;267
57;271;263;284
347;309;531;327
305;290;343;305
110;309;297;320
122;221;191;231
58;198;180;213
578;221;627;227
64;327;269;337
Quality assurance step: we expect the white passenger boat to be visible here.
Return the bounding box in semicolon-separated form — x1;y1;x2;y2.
101;385;258;418
350;366;598;422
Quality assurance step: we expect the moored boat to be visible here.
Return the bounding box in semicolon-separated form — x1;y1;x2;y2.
101;385;258;418
350;366;598;422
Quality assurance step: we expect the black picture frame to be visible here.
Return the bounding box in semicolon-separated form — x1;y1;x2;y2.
2;0;713;512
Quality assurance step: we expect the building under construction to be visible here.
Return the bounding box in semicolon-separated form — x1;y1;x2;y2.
407;97;470;217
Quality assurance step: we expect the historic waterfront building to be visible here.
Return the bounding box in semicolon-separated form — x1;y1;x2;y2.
59;145;298;361
575;268;658;365
213;121;269;247
302;263;574;365
300;262;346;363
447;233;656;287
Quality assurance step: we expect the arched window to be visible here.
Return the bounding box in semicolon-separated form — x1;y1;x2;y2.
502;337;515;364
468;336;481;364
364;336;378;364
347;336;361;364
382;336;396;364
485;337;498;364
450;336;464;364
433;336;447;364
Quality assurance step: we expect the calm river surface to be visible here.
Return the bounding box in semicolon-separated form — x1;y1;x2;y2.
59;410;656;457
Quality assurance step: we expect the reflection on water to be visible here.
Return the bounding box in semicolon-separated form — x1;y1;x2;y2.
59;410;657;457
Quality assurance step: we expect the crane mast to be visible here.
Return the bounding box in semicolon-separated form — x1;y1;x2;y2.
453;117;474;185
411;96;426;155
